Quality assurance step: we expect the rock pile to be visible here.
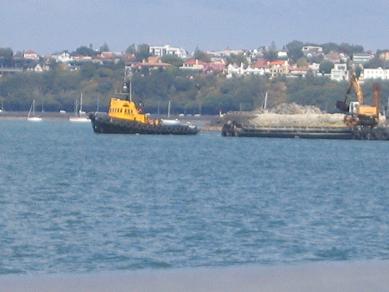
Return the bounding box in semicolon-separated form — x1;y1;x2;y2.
249;113;345;128
269;103;323;115
247;103;345;128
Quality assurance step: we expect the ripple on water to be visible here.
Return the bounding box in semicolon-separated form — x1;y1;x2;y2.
1;122;389;274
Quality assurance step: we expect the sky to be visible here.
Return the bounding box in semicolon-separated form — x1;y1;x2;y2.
0;0;389;54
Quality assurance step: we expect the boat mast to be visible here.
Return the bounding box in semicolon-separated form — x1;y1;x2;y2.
263;91;268;110
28;101;32;118
124;66;133;101
168;100;171;118
80;92;83;113
129;79;132;102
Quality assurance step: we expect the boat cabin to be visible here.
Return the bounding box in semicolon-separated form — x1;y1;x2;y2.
108;97;148;123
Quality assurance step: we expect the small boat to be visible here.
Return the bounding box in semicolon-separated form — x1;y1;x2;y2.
27;100;42;122
89;99;199;135
88;71;199;135
69;92;89;122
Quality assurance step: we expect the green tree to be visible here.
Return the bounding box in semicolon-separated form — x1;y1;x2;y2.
364;57;384;69
339;43;364;56
126;44;136;54
296;57;309;67
80;63;97;79
226;53;247;66
321;42;339;54
99;42;110;52
267;81;287;107
263;50;278;61
135;44;150;61
286;40;304;62
161;55;183;67
193;48;210;62
0;47;13;66
319;60;334;74
74;46;97;56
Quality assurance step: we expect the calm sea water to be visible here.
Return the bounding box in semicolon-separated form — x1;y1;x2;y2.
0;120;389;274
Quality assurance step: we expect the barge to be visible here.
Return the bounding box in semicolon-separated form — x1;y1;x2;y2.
221;120;389;140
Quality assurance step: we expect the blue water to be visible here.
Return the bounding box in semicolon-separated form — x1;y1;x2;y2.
1;120;389;274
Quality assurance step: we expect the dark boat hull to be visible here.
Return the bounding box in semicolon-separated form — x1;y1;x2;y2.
89;113;199;135
222;121;389;140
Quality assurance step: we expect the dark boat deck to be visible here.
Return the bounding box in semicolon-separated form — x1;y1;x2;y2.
89;112;199;135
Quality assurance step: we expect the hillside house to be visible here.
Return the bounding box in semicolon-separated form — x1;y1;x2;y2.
131;56;171;70
51;51;73;63
269;60;289;77
23;50;39;61
353;53;374;64
149;45;188;58
181;59;208;71
330;63;348;81
302;46;323;57
363;68;389;80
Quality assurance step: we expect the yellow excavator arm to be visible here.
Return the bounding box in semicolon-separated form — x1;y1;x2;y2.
337;70;380;127
348;73;364;104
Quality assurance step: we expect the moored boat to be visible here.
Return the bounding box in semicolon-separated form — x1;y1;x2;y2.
88;71;199;135
89;111;198;135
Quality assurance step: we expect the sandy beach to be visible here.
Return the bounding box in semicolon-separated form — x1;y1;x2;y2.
1;261;388;292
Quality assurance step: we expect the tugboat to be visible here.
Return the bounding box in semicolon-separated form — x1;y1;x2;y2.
88;69;199;135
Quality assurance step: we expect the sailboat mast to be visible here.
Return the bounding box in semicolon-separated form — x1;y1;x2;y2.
80;92;83;113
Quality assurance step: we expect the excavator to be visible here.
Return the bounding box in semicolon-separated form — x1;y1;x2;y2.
336;71;380;127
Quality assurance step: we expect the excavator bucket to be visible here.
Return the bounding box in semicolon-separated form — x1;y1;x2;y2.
336;100;349;112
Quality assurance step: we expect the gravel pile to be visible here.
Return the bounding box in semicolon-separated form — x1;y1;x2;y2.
223;103;347;128
249;112;346;128
269;103;323;115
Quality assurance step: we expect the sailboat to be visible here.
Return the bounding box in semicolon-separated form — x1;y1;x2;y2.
69;92;89;122
27;100;42;122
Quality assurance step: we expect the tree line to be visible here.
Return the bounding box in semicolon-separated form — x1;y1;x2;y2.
2;62;389;114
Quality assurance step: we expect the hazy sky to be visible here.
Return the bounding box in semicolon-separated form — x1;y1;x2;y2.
1;0;388;54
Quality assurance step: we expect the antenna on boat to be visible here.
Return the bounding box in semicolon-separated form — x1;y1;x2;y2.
129;79;133;102
124;66;133;101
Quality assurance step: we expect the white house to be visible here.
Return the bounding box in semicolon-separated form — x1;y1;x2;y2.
302;46;323;57
352;53;374;64
23;50;40;61
330;64;349;81
363;68;389;80
277;51;288;59
149;45;188;58
226;63;266;78
51;51;73;63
